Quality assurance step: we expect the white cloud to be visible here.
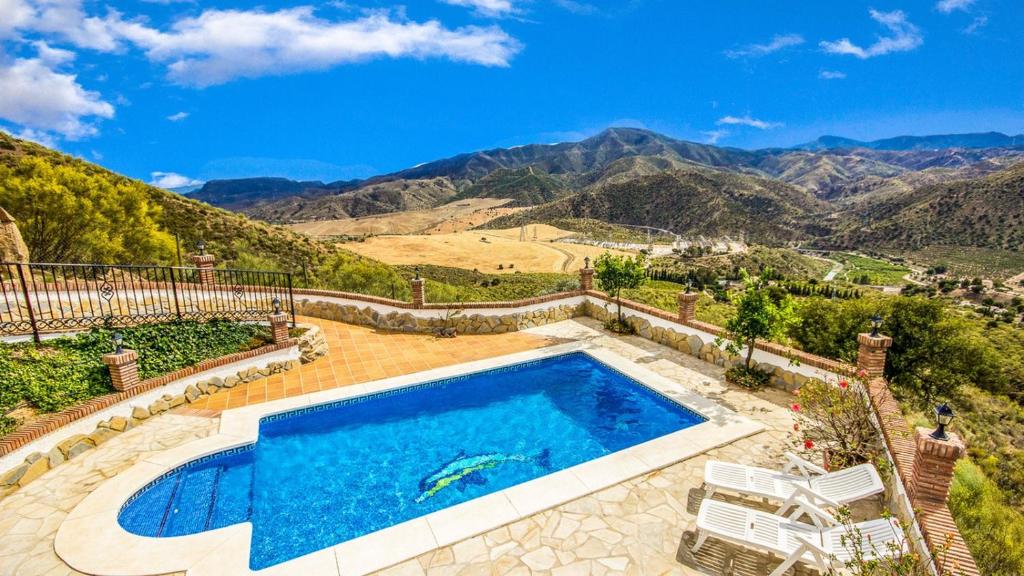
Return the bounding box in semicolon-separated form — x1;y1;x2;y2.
937;0;975;14
553;0;597;15
819;70;846;80
0;56;114;139
113;7;522;86
149;171;202;188
725;33;804;59
820;10;922;59
32;41;76;66
716;115;782;130
10;127;58;148
0;0;35;37
963;15;988;34
167;111;189;121
8;0;122;51
441;0;516;17
702;130;728;145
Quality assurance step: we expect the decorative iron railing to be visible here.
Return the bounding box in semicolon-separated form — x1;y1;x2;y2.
0;262;294;341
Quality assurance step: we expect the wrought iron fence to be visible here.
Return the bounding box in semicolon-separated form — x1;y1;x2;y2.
0;262;294;341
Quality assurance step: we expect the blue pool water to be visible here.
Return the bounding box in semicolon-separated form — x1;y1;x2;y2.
118;352;705;569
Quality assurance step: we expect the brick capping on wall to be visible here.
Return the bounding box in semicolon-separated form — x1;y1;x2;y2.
0;340;293;457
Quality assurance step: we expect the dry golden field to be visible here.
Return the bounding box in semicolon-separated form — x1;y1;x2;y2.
287;198;521;236
339;226;636;273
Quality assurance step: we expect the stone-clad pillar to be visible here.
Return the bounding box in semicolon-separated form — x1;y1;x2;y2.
857;332;892;378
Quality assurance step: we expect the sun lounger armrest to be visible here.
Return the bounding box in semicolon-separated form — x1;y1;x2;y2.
783;452;828;477
778;487;840;528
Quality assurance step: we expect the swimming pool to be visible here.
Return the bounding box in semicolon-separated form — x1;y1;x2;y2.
117;352;706;569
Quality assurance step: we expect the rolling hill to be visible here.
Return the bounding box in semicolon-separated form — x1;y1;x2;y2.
484;166;832;244
0;131;407;297
829;162;1024;251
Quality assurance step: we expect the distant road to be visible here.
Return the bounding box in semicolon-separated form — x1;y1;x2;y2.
823;260;843;282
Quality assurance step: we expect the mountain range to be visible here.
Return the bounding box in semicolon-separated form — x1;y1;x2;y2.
182;128;1024;251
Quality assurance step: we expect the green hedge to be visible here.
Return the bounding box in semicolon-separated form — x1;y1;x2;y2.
0;320;270;435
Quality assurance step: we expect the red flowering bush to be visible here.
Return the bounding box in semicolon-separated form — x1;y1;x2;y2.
791;375;887;470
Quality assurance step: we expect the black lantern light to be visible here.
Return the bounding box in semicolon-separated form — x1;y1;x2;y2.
584;256;590;269
196;239;206;256
112;332;124;354
930;402;955;441
685;280;693;294
272;297;282;314
414;266;421;280
870;313;883;337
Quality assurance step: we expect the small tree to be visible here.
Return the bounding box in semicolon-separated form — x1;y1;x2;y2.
717;268;796;371
594;252;647;324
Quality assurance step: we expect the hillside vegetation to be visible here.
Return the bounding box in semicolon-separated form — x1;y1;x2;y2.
0;132;405;297
485;167;831;245
452;167;569;206
830;162;1024;251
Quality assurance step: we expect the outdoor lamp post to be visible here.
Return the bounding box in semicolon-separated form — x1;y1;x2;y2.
112;332;124;354
272;297;282;314
415;266;421;280
196;239;206;256
870;313;883;337
930;402;955;441
685;280;693;294
584;256;590;269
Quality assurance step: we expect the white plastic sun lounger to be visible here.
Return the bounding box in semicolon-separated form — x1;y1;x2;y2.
703;452;884;511
693;497;906;576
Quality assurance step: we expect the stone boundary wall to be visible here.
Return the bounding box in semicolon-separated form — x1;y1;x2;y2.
294;293;586;334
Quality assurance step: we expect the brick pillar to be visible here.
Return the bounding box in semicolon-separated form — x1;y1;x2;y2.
580;267;595;291
191;254;216;286
269;312;290;344
102;349;140;391
411;278;425;308
857;332;892;378
909;427;965;505
677;292;699;323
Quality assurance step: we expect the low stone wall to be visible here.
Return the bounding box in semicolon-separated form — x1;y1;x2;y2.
0;327;327;499
295;298;583;334
583;300;829;391
295;323;328;364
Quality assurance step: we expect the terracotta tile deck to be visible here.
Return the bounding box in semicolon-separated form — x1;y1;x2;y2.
186;316;566;413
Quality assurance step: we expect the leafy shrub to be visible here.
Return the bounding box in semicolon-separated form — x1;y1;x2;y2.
0;321;270;428
602;318;635;335
724;364;771;389
948;459;1024;575
790;376;887;470
826;507;959;576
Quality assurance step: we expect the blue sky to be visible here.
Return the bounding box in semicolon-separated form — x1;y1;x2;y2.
0;0;1021;187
